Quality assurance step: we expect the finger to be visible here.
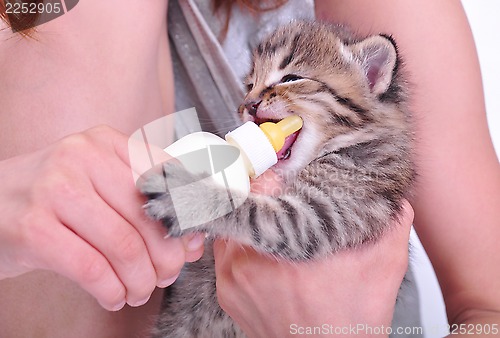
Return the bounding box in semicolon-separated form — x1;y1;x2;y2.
50;181;157;307
213;239;261;278
185;245;205;263
103;125;173;183
20;212;126;311
84;154;190;286
147;236;186;287
213;239;235;288
182;233;206;263
363;200;414;283
399;199;415;226
104;127;207;263
392;199;414;243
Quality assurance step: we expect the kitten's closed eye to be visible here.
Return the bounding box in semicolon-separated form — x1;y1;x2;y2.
245;74;303;97
280;74;303;83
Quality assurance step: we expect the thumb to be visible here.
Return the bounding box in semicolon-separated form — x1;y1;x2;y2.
392;199;414;244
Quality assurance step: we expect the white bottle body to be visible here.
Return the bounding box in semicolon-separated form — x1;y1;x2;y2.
164;131;251;194
162;126;278;230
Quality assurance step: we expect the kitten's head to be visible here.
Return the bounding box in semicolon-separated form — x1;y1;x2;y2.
239;21;409;178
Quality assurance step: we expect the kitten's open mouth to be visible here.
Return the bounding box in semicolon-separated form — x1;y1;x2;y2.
255;117;301;161
277;131;300;160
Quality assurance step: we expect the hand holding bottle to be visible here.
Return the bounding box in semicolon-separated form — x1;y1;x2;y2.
0;126;205;311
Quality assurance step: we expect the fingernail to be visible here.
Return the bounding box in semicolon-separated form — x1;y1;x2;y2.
128;294;151;307
111;300;126;312
158;273;180;288
186;233;206;251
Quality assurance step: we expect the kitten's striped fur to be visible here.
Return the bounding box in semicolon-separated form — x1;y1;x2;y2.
142;21;415;338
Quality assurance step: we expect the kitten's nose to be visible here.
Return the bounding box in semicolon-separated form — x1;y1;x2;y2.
244;100;262;117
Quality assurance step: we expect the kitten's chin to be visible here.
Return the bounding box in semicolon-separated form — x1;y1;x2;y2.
272;149;310;178
271;161;303;182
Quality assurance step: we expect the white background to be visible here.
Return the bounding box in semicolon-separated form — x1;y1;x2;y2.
411;1;500;337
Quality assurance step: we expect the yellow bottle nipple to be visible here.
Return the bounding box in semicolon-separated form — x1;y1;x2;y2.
259;115;303;152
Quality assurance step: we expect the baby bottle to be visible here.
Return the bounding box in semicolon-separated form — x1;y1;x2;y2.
162;115;302;229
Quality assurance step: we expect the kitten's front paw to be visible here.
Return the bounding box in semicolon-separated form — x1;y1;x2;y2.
160;213;184;238
141;161;232;239
140;162;198;237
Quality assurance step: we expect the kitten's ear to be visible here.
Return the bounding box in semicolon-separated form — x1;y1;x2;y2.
349;35;398;95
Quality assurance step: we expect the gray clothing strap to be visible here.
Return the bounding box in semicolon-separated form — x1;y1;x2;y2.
168;0;242;137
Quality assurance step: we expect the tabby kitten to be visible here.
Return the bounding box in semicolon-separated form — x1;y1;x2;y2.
141;21;415;338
